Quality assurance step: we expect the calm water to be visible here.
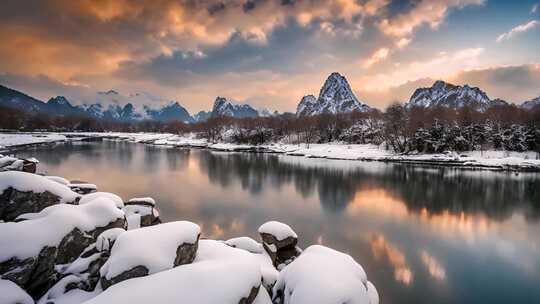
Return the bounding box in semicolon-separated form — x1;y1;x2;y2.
15;141;540;304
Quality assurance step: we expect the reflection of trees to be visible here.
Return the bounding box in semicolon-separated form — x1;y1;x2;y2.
198;151;540;221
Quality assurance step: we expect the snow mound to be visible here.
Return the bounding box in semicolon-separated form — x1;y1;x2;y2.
0;279;34;304
0;171;80;203
273;245;378;304
258;221;298;241
96;228;126;252
87;240;262;304
225;237;264;253
46;176;70;186
100;221;200;280
0;198;124;261
79;192;124;208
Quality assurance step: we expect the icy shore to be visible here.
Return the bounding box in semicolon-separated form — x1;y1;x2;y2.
0;168;378;304
1;131;540;171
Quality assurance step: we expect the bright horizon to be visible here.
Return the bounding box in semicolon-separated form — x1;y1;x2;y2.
1;0;539;113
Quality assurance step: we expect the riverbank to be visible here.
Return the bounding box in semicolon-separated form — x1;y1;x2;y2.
1;132;539;171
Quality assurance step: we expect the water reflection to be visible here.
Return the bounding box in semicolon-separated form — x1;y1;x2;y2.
15;141;540;304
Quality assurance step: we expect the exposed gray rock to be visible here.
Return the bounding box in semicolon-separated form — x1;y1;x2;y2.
0;188;79;222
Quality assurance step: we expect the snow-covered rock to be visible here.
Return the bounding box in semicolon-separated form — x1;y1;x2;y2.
126;197;155;207
408;80;497;111
225;237;264;254
211;96;259;119
68;183;97;195
0;279;34;304
45;176;70;186
272;245;379;304
99;221;200;289
0;171;80;221
296;73;371;116
79;192;124;209
122;197;160;228
0;198;125;299
258;221;301;268
87;240;263;304
96;228;126;253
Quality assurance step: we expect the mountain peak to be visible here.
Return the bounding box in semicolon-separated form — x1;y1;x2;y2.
47;96;71;106
211;96;258;118
297;72;370;116
98;89;119;95
409;80;492;110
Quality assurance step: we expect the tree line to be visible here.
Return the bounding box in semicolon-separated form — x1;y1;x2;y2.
2;103;540;154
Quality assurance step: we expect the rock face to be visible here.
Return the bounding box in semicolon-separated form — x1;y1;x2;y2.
211;96;259;118
296;72;371;116
99;221;200;289
258;221;301;269
0;171;81;222
408;80;498;111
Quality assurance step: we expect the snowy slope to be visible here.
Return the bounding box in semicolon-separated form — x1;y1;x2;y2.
297;72;371;116
408;80;501;111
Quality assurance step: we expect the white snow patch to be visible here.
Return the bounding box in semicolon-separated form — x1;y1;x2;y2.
86;240;262;304
96;228;126;252
273;245;378;304
127;197;155;206
258;221;298;241
0;279;34;304
46;176;70;186
79;192;124;208
100;221;200;280
225;237;264;253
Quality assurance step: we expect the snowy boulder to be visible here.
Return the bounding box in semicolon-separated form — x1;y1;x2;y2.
37;274;99;304
45;176;70;186
125;197;155;207
0;279;34;304
272;245;379;304
0;156;38;173
96;228;126;252
258;221;301;268
68;183;97;195
87;240;263;304
99;221;200;289
0;199;125;299
0;171;80;222
79;192;124;209
225;237;264;254
122;197;160;229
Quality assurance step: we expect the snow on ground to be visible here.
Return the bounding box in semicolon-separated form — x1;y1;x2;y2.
2;131;539;170
273;245;378;304
100;221;200;280
0;198;123;261
0;279;34;304
86;240;263;304
259;221;298;241
0;171;80;203
0;133;67;149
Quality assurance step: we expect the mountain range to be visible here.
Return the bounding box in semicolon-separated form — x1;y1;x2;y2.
1;73;539;124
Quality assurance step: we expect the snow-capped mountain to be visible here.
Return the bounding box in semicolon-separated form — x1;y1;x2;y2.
521;96;540;110
210;96;259;118
46;96;85;115
407;80;499;111
296;72;371;116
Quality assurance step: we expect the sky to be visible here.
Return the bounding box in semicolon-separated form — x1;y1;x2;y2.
0;0;539;113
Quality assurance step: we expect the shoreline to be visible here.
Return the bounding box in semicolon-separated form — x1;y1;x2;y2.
2;131;540;172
